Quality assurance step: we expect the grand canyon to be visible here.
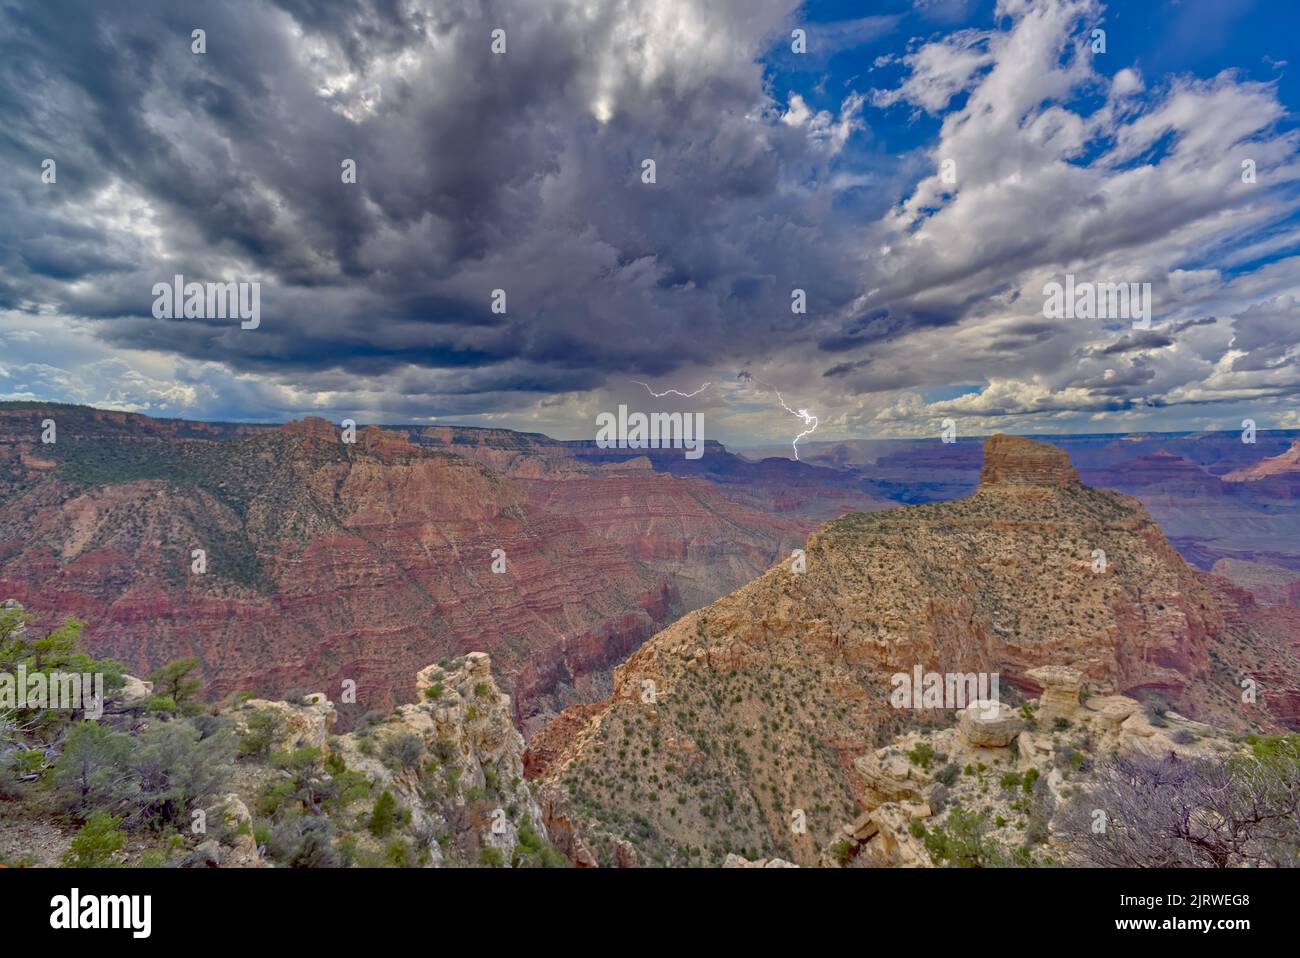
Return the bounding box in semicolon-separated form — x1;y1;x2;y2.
3;2;1300;941
2;403;1298;871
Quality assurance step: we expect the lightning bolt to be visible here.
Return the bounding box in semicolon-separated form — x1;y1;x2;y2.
773;390;818;461
632;380;712;398
739;373;818;461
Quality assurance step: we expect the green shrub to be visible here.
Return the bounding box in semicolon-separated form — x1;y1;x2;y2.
907;742;935;769
510;817;571;868
381;733;423;771
831;839;855;866
384;837;413;868
147;658;204;715
368;789;400;838
128;719;236;830
50;721;134;815
61;812;125;868
922;808;1008;868
238;708;284;759
256;778;298;817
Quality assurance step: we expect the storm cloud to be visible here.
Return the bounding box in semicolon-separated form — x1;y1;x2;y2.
1;0;1299;442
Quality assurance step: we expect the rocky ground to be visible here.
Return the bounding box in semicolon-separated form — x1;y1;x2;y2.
0;647;567;869
830;665;1245;867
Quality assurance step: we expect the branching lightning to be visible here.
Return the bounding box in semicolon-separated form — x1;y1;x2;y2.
630;374;817;460
739;372;818;461
772;389;818;461
632;380;712;398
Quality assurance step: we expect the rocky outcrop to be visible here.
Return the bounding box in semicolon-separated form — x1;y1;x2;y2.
979;434;1081;487
532;436;1298;865
957;700;1025;747
120;674;153;703
206;793;263;867
1024;666;1084;725
830;662;1249;868
230;693;337;752
331;653;546;865
855;748;930;806
853;802;931;868
217;652;560;868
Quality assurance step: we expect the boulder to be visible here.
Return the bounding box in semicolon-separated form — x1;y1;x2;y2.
466;651;492;680
212;793;262;867
853;746;930;806
848;811;878;842
1018;730;1054;767
120;674;153;703
181;840;222;868
859;803;929;867
1083;695;1141;729
957;700;1024;747
1026;666;1084;724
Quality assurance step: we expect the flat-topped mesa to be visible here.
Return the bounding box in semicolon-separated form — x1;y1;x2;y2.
279;416;339;442
357;424;420;458
278;417;419;457
978;434;1081;488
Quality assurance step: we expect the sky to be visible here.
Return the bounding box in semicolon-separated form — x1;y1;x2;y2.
1;0;1299;450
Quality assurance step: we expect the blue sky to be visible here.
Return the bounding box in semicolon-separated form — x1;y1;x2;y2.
2;0;1299;447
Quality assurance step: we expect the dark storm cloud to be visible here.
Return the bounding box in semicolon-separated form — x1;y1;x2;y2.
4;0;1299;437
816;302;962;353
1076;364;1156;393
1169;316;1218;334
0;0;878;402
1078;330;1175;357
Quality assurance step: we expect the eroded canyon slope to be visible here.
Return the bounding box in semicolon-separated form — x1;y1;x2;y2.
527;435;1300;866
0;403;874;734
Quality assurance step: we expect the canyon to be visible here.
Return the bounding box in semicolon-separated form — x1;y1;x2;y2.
0;402;879;735
526;435;1300;866
3;405;1298;868
3;401;1297;754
